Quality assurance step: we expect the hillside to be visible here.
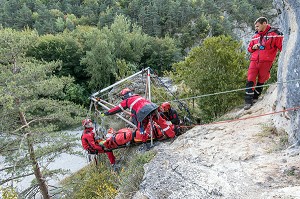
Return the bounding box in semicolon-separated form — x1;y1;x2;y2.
130;1;300;197
132;85;300;199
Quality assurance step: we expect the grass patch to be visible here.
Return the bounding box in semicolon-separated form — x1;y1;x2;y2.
60;147;156;199
256;124;289;152
60;161;118;199
116;149;156;199
257;124;278;138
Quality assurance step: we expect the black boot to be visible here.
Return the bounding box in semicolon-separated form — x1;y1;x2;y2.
253;82;264;103
244;81;254;110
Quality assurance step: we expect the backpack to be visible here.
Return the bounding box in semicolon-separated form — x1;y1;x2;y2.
103;128;133;149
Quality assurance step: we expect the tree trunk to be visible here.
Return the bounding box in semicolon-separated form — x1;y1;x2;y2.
19;111;50;199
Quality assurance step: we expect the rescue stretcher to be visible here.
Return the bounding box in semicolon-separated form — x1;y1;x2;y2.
96;122;175;150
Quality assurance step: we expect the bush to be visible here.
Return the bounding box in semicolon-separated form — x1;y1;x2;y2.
171;35;249;122
61;157;118;199
0;187;18;199
60;148;156;199
116;150;156;198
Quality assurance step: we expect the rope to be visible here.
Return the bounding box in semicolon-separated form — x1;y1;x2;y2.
150;79;168;103
166;78;300;103
180;105;300;128
149;68;192;115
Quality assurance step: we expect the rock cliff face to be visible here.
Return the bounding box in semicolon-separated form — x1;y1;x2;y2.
132;86;300;199
129;1;300;198
273;0;300;145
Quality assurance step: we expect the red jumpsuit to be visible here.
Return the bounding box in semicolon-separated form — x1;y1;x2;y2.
245;24;283;104
81;128;115;164
160;108;181;135
106;94;175;141
160;108;180;125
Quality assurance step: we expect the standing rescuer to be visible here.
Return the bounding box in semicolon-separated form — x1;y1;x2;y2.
244;16;283;110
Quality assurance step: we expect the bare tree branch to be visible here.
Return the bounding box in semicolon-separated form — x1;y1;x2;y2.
0;172;34;186
12;117;56;134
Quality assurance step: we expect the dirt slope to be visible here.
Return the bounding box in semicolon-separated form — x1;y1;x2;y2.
133;85;300;199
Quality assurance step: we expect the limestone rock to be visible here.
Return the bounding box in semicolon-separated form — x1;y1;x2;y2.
273;0;300;145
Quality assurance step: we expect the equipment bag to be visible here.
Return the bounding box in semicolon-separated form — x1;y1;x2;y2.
103;128;133;149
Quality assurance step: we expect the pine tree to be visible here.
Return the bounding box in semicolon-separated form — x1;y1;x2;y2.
0;28;85;198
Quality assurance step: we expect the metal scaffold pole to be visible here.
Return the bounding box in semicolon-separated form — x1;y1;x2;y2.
147;68;151;101
92;67;150;97
90;97;137;129
147;68;154;146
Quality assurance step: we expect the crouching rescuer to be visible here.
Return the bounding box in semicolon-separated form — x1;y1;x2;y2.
103;88;176;144
159;102;181;135
81;119;116;166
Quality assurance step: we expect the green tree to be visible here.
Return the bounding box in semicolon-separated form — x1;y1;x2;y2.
0;28;84;198
27;34;84;81
0;0;21;29
171;35;248;122
15;3;33;29
142;36;182;73
127;0;195;37
179;14;209;50
81;27;116;90
82;15;149;91
33;3;58;34
26;33;88;104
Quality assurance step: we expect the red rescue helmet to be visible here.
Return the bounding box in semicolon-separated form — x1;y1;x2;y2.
161;102;171;112
107;128;115;134
82;118;93;128
106;128;115;138
120;88;132;100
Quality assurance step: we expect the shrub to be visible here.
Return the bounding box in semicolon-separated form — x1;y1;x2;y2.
171;35;248;122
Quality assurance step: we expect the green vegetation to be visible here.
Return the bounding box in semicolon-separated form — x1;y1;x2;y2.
0;187;18;199
0;0;275;104
170;35;248;122
257;124;289;152
117;150;156;198
0;28;85;199
0;0;274;49
61;149;156;199
62;164;118;199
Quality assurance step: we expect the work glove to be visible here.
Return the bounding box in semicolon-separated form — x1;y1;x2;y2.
95;97;101;101
100;112;109;117
166;121;172;125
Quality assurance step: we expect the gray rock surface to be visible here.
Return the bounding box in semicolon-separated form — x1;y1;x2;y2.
273;0;300;145
133;86;300;199
130;2;300;198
